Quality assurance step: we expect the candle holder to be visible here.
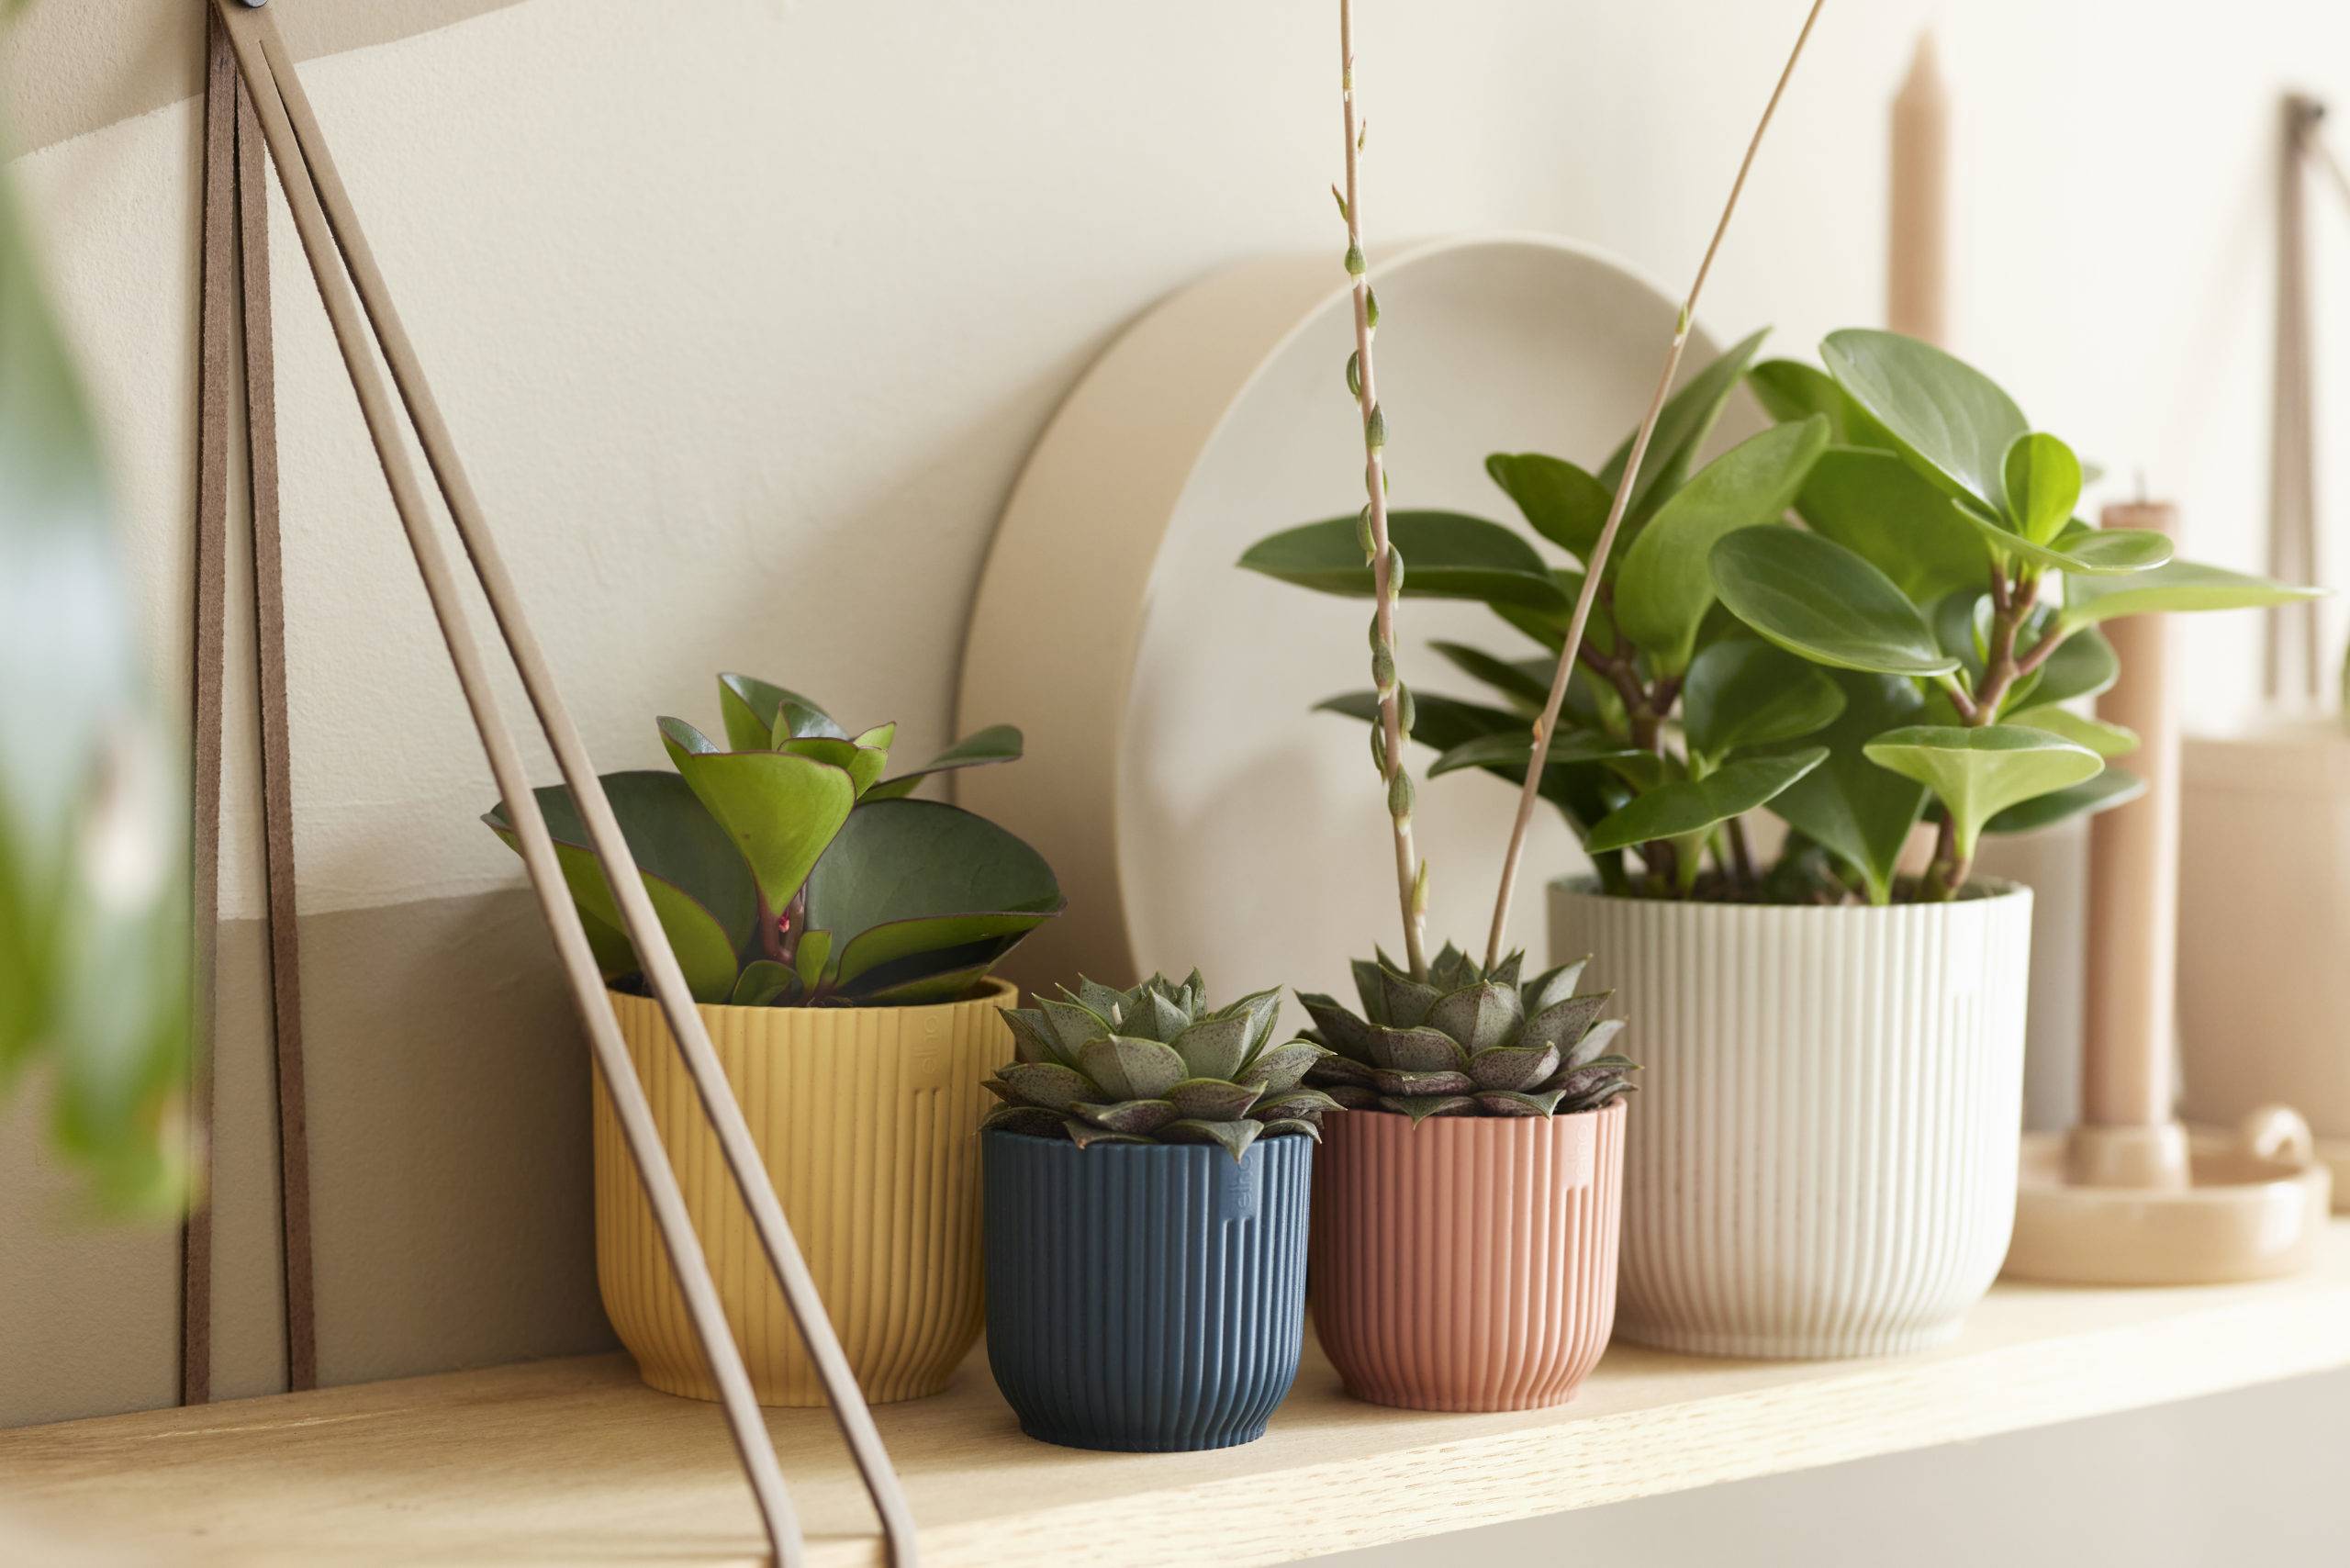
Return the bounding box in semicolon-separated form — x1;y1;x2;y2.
2005;501;2331;1285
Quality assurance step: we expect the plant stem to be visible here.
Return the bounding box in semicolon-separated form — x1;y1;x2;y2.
1339;0;1427;980
1926;568;2039;898
1482;0;1827;963
1726;814;1757;889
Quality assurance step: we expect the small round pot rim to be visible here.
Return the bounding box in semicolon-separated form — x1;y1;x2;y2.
1548;872;2028;912
1329;1100;1627;1133
604;974;1019;1014
979;1126;1306;1167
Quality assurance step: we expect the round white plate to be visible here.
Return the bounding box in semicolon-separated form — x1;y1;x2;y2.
958;232;1755;1013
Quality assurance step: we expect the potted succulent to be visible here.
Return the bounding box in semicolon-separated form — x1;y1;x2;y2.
1249;327;2315;1357
1200;0;1671;1416
980;974;1337;1450
1300;943;1632;1410
484;672;1063;1404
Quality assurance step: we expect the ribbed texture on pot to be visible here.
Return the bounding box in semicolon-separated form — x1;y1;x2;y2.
983;1132;1312;1451
1310;1103;1624;1412
592;981;1006;1406
1550;882;2031;1360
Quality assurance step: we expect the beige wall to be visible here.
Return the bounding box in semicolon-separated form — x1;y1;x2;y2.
4;0;2347;1558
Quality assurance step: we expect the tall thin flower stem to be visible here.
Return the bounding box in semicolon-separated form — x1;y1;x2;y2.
1483;0;1827;969
1340;0;1428;980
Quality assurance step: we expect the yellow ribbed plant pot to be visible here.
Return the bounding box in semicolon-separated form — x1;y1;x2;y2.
592;979;1011;1406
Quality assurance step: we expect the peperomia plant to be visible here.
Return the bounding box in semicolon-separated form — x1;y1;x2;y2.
1246;329;2322;904
484;674;1062;1005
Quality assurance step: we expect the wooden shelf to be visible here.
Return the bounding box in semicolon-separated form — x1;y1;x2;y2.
7;1221;2350;1567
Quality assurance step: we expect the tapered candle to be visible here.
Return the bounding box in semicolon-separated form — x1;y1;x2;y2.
1888;32;1950;345
2082;500;2181;1129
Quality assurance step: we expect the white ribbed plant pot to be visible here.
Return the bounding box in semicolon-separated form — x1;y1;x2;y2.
1550;879;2032;1360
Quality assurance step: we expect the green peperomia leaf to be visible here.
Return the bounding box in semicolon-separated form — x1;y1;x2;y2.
1583;748;1828;855
1762;671;1930;904
1795;445;1987;601
484;770;758;1002
2028;622;2120;706
1948;502;2172;577
1681;639;1845;767
718;672;834;750
1428;641;1551;711
2006;705;2138;758
1821;328;2028;511
1747;358;1896;447
1863;724;2103;861
1709;527;1957;677
2059;557;2324;632
1237;510;1566;610
1614;416;1830;674
804;798;1063;994
1599;327;1771;524
863;723;1024;800
1484;452;1614;564
2002;432;2082;544
1983;767;2145;834
661;716;856;916
1427;729;1645;779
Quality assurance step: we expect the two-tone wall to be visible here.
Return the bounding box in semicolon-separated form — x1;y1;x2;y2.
4;0;2344;1443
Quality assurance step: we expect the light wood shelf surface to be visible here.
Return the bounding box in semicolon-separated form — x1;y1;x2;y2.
6;1221;2349;1567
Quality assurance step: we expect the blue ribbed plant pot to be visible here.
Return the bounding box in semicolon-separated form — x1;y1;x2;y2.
982;1130;1313;1451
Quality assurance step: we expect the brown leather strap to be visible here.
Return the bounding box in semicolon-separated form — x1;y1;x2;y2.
235;66;319;1394
184;6;239;1409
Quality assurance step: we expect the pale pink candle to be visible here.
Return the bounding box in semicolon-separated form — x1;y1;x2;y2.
1888;32;1950;345
2083;500;2181;1128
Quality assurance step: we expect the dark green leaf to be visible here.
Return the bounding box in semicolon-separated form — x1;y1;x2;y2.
485;770;756;1002
1428;640;1550;711
1584;748;1828;855
717;673;834;750
1950;502;2173;577
1984;767;2145;834
1484;451;1616;562
1709;527;1956;677
1795;445;1988;600
1681;638;1845;767
1821;329;2029;510
1615;417;1830;673
1762;672;1929;904
1427;729;1643;779
864;723;1024;801
1748;358;1895;447
1237;511;1566;610
806;799;1062;991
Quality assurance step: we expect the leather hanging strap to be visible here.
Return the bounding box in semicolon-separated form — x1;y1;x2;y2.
186;4;320;1404
185;6;239;1410
235;58;319;1394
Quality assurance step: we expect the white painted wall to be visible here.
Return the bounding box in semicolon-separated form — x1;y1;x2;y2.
7;0;2347;1557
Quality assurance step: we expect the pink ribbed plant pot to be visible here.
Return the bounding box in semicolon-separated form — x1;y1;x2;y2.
1309;1102;1625;1412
